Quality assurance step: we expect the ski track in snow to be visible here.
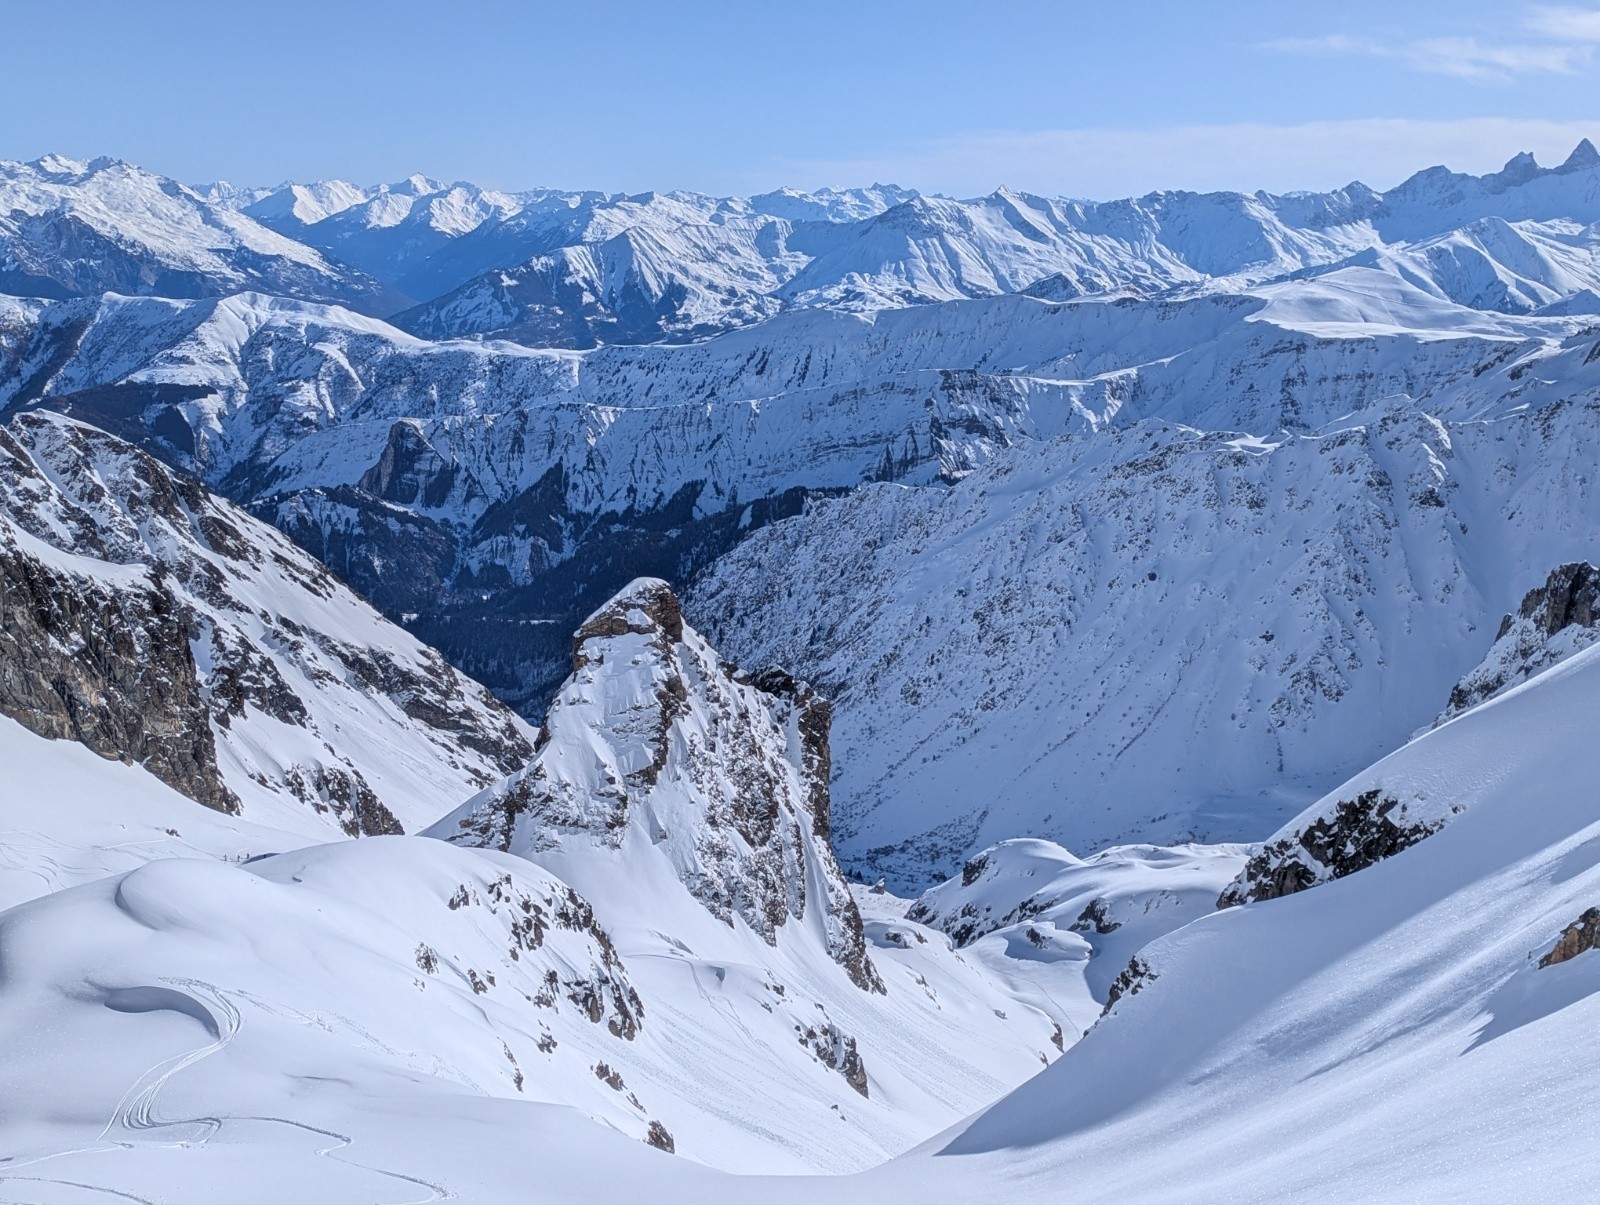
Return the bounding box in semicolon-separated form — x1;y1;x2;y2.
0;980;452;1205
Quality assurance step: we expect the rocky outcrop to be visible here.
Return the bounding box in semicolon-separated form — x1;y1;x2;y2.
1071;899;1122;935
797;1020;869;1097
358;419;484;512
0;412;533;833
1218;789;1452;908
1539;907;1600;968
431;577;884;993
644;1120;676;1153
1102;956;1157;1012
1219;564;1600;909
1441;563;1600;722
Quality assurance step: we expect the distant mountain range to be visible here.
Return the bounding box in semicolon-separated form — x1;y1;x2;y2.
8;141;1598;347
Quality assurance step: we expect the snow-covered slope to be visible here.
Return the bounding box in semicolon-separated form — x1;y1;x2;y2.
0;156;398;312
1217;557;1600;907
237;178;370;228
0;409;532;834
11;551;1600;1200
1303;216;1600;314
908;839;1246;1001
429;578;884;992
8;142;1600;1202
255;175;523;297
0;711;308;914
836;623;1600;1203
6;143;1600;886
0;579;1092;1191
392;215;803;347
420;578;1098;1162
5;258;1600;881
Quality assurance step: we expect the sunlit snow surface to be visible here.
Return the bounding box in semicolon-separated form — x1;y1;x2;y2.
7;635;1600;1199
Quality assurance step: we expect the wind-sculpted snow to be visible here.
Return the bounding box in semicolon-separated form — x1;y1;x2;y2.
0;838;673;1167
908;839;1246;1001
0;410;532;835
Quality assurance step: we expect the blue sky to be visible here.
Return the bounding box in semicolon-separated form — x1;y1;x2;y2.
5;0;1599;197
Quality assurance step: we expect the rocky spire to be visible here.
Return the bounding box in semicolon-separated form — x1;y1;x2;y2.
1560;138;1600;173
432;577;884;993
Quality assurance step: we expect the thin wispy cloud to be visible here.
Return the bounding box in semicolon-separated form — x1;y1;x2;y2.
1265;5;1600;81
772;118;1600;201
1527;4;1600;40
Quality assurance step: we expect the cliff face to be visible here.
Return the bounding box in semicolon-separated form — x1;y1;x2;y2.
432;577;882;993
0;498;239;813
0;412;532;834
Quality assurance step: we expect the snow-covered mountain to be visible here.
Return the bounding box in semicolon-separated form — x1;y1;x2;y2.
0;409;532;835
10;543;1600;1199
430;578;884;992
248;175;524;296
842;605;1600;1203
0;156;400;313
47;141;1595;348
359;140;1600;343
7;137;1600;1201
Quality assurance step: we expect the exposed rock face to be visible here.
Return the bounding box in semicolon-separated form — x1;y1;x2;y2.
1539;907;1600;968
644;1120;676;1153
0;412;532;833
429;867;644;1042
1218;789;1452;908
0;513;239;813
431;577;884;993
1441;563;1600;722
1071;899;1122;935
